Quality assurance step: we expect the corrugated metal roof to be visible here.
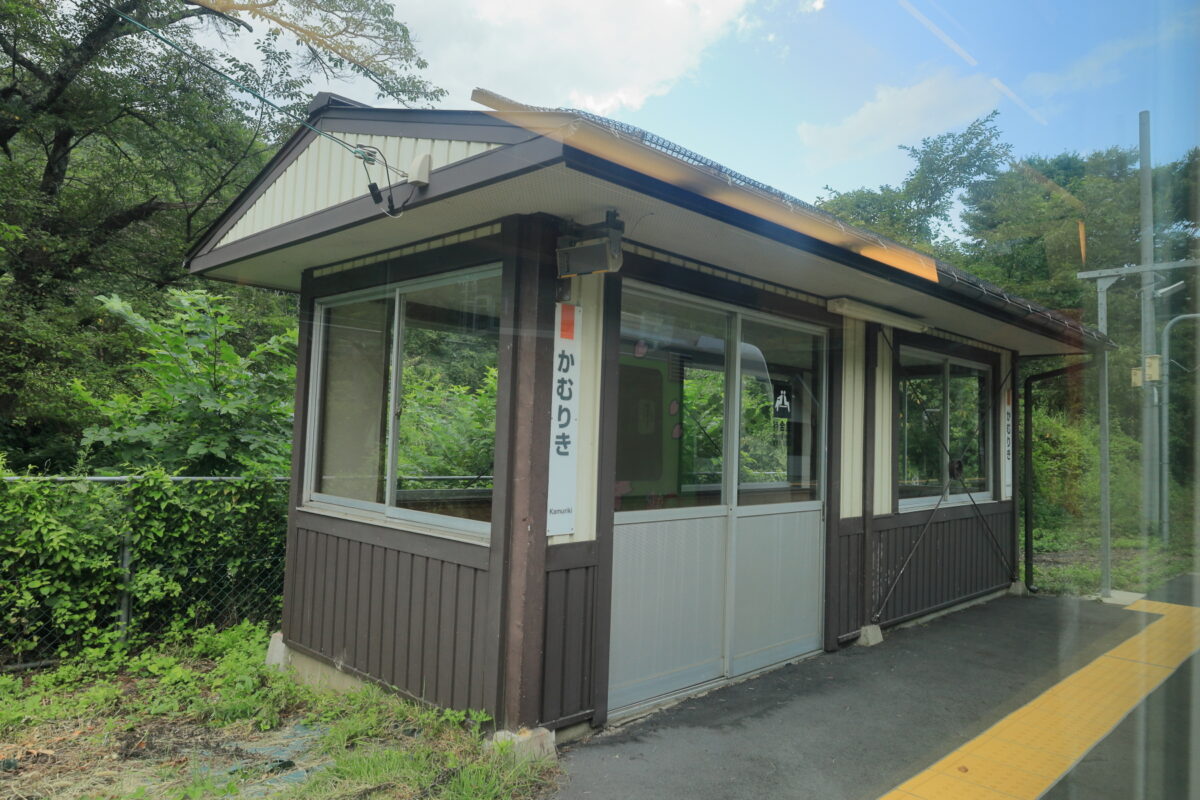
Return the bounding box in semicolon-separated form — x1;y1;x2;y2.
476;90;1111;350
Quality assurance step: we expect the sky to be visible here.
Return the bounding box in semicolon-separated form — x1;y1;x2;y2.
301;0;1198;204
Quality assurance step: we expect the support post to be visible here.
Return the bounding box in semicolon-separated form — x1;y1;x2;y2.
1138;110;1158;537
1097;276;1116;598
1159;314;1200;544
119;529;132;642
1023;373;1034;590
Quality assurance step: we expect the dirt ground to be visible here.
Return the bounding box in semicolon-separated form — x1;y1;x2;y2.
0;715;325;799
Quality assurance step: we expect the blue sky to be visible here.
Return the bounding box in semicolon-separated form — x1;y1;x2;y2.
600;0;1200;200
306;0;1198;204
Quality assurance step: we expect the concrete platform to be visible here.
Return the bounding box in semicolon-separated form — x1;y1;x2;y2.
555;576;1199;800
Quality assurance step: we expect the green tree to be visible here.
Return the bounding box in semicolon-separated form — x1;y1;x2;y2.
0;0;442;469
75;290;296;475
816;111;1012;251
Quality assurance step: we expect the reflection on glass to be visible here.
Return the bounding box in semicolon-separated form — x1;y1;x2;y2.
898;350;945;500
393;274;502;521
949;363;989;494
738;319;823;505
315;298;394;503
615;291;728;511
897;348;990;501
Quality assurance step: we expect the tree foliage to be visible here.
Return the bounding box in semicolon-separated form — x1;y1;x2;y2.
817;111;1012;249
76;290;296;475
0;0;441;470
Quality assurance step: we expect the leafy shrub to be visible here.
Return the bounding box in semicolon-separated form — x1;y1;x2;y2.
0;468;287;665
76;290;296;477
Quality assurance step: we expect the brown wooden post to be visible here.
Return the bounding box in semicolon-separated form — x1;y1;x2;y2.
495;214;559;728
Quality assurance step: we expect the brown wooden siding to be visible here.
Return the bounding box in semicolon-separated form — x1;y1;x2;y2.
541;542;599;727
832;520;864;642
829;502;1015;639
283;523;493;712
870;502;1014;628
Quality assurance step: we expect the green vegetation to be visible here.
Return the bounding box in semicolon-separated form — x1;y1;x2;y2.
0;469;288;665
0;625;555;799
76;290;296;476
1024;405;1195;594
0;0;441;471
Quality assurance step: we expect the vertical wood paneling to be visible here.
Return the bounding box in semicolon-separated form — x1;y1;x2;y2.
437;561;457;706
541;562;598;726
453;569;474;709
283;526;494;713
471;569;489;709
831;505;1014;640
380;549;397;684
872;506;1012;627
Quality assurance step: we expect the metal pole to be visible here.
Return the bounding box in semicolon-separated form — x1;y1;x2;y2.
1024;373;1035;589
118;529;132;643
1097;276;1117;598
1160;314;1200;545
1139;110;1158;537
1022;360;1094;592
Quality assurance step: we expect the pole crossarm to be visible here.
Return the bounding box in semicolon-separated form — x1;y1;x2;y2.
1077;258;1200;281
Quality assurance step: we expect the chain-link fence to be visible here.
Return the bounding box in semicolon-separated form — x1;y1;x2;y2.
1;475;289;670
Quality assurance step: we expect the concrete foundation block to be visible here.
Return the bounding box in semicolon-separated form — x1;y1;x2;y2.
489;727;557;762
858;624;884;647
1099;590;1145;606
262;633;366;694
265;631;288;669
1008;581;1031;597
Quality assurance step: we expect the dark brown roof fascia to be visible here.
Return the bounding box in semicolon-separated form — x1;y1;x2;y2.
560;144;1103;352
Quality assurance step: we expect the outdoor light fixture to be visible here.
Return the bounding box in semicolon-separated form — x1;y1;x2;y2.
1154;280;1185;300
408;152;431;188
556;210;625;277
827;297;931;333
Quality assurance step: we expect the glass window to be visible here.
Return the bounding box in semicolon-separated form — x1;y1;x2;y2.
614;291;728;511
393;274;501;521
314;298;394;503
309;268;501;528
738;319;823;505
897;347;991;503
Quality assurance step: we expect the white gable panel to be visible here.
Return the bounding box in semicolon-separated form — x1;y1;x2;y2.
216;133;500;247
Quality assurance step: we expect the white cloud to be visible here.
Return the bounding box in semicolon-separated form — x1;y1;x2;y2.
1024;11;1198;99
799;0;827;12
795;69;999;167
388;0;754;114
1024;36;1150;99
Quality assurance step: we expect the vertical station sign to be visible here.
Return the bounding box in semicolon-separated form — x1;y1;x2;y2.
1004;385;1014;498
546;303;581;536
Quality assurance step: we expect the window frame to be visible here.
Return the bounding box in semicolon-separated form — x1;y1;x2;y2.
302;263;504;542
892;332;1000;512
614;279;829;522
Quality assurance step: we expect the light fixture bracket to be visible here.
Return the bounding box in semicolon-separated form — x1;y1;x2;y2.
556;210;624;277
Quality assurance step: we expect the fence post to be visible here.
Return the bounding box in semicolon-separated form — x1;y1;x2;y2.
118;528;132;643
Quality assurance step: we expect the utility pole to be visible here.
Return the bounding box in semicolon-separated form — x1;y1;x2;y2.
1138;111;1158;537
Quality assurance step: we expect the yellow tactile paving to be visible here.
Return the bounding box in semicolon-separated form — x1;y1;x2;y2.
877;599;1200;800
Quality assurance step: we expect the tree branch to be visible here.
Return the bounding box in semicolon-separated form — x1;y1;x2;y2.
0;31;52;84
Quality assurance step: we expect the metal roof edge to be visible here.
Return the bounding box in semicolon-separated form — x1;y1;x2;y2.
470;88;1111;351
